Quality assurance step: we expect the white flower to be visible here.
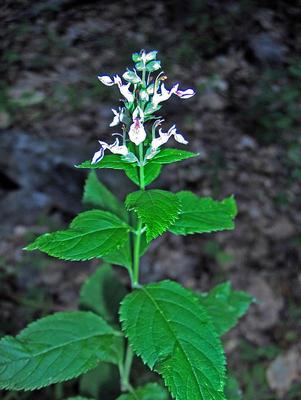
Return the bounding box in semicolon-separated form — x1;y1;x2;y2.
175;88;195;99
91;138;129;164
147;125;188;159
98;74;134;103
110;108;122;127
114;75;134;103
128;107;146;146
152;83;179;107
98;75;115;86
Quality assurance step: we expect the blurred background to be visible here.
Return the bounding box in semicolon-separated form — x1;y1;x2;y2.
1;0;301;399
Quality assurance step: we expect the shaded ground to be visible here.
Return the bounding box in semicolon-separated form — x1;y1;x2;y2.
1;0;301;399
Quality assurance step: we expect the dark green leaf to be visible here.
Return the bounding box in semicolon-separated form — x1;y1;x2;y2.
25;210;130;261
80;363;119;399
117;382;168;400
65;397;95;400
103;238;132;269
199;282;253;336
0;311;122;391
120;280;226;400
151;148;199;165
80;264;127;324
170;192;237;235
83;171;127;221
125;190;181;241
225;375;243;400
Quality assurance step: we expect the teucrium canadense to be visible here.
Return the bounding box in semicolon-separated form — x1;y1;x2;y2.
0;50;253;400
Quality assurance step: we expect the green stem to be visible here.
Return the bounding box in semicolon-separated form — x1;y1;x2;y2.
138;143;145;190
133;219;143;287
120;106;146;393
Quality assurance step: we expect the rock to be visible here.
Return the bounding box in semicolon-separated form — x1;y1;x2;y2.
267;348;301;397
249;33;287;64
198;91;226;111
238;135;257;150
0;130;127;226
240;275;284;343
264;216;295;240
0;111;11;129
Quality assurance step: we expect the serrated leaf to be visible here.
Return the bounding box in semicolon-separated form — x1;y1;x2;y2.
125;162;162;186
151;148;199;165
125;190;181;242
120;280;226;400
80;264;127;324
25;210;130;261
76;155;135;171
117;382;168;400
0;311;122;391
199;282;253;336
83;171;127;221
170;192;237;235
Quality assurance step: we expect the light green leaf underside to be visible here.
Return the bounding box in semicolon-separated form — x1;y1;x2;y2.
76;155;161;187
83;171;127;221
25;210;130;261
199;282;253;336
0;311;122;391
151;148;199;164
125;163;162;186
117;382;169;400
76;155;133;170
120;280;226;400
125;190;181;242
80;264;127;324
170;191;237;235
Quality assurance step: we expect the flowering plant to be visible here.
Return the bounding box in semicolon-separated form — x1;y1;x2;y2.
0;50;252;400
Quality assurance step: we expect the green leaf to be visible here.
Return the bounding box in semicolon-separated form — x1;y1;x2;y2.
65;397;95;400
225;375;243;400
83;171;127;221
0;311;122;391
117;382;169;400
103;238;132;269
80;264;127;324
151;148;199;165
199;282;253;336
25;210;130;261
103;231;148;269
120;280;226;400
125;190;181;242
76;155;135;171
80;362;119;399
170;192;237;235
125;162;162;186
